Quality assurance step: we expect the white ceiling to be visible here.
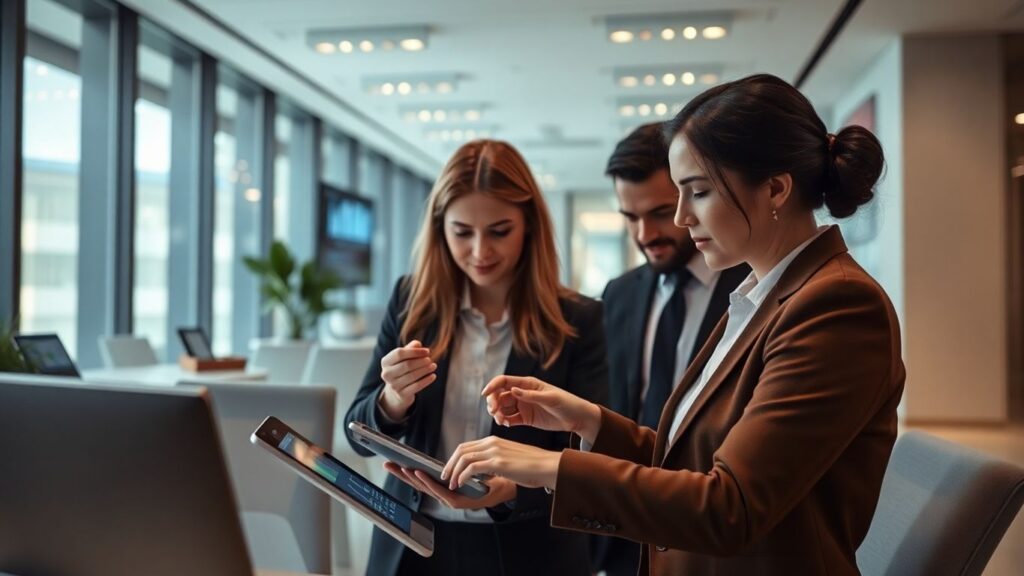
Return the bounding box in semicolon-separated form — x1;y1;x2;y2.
170;0;1024;191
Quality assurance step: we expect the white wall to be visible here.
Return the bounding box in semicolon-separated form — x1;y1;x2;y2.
832;34;1009;423
831;40;905;321
901;34;1007;422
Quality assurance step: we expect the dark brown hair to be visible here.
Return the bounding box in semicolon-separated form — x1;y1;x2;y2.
606;122;670;183
663;74;883;219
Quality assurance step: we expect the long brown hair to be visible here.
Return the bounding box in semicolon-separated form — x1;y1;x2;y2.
400;139;575;368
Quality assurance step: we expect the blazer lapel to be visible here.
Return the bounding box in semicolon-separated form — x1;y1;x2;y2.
416;324;450;458
490;349;538;439
689;264;749;366
658;226;850;465
627;266;658;418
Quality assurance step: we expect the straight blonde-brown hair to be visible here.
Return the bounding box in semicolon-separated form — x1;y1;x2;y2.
400;139;575;368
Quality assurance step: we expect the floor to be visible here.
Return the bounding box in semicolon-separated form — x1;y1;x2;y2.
906;424;1024;576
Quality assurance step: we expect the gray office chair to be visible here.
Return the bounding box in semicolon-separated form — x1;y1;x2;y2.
98;335;158;367
857;431;1024;576
301;344;381;576
178;380;335;575
248;340;314;382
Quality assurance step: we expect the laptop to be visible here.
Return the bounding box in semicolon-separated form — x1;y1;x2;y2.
11;333;80;377
0;374;253;576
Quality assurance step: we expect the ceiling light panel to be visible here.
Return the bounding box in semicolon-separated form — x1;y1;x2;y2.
363;73;462;96
425;125;498;143
616;96;691;119
604;11;734;44
308;25;430;54
614;65;724;89
400;103;488;124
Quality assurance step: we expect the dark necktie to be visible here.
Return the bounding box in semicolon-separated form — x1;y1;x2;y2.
641;269;691;428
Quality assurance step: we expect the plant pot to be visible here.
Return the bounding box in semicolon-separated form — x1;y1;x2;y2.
329;310;366;340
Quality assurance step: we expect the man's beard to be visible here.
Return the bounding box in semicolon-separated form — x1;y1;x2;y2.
640;237;695;275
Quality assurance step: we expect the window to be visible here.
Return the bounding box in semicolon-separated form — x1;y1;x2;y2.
569;193;641;298
20;0;83;356
130;22;205;362
213;68;263;355
322;127;354;190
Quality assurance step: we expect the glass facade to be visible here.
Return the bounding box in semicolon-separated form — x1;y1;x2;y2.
1;0;433;368
20;0;83;356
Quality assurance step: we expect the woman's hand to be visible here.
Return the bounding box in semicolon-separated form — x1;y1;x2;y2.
378;340;437;421
482;375;602;444
384;462;518;510
441;436;563;491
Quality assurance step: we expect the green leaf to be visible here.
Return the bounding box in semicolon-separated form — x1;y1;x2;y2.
242;256;272;276
269;241;295;284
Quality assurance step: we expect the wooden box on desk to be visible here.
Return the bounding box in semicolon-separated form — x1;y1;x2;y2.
179;355;247;372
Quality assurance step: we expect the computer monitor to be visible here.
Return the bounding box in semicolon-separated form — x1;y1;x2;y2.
0;374;253;576
11;333;80;377
318;184;373;286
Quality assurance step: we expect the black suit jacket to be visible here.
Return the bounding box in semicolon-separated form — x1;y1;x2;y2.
592;262;749;575
345;277;609;576
601;262;749;421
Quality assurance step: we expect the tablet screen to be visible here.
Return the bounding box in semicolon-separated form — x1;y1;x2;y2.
276;431;413;533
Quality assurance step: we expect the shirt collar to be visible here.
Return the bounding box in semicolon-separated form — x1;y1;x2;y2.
658;251;719;289
460;283;510;327
741;225;831;307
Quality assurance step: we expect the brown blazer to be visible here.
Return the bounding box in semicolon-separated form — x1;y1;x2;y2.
551;226;905;576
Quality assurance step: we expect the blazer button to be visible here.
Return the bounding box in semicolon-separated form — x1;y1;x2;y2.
656;545;667;552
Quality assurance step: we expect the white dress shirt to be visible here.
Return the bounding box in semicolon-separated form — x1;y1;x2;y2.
665;226;830;443
419;288;513;523
637;252;720;424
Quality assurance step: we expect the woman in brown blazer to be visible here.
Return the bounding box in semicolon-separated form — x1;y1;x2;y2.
437;74;905;575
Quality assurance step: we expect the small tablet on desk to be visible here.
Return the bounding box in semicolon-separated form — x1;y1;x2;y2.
12;333;80;377
177;327;214;360
348;421;491;499
253;416;435;557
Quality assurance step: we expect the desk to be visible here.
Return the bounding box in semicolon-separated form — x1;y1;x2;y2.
82;363;268;387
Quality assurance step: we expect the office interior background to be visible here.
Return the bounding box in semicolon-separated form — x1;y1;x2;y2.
1;0;1023;574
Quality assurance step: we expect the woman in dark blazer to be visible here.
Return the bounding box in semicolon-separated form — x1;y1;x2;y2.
344;139;608;576
441;74;905;576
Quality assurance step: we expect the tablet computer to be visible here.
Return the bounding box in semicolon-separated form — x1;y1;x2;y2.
12;333;80;377
177;327;214;360
348;421;490;499
252;416;434;557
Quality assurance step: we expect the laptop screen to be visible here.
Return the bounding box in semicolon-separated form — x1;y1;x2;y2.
13;334;80;377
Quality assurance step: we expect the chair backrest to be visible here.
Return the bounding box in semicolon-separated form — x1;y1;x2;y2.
177;380;335;575
301;345;374;420
248;340;314;382
0;374;252;576
98;335;158;368
857;430;1024;576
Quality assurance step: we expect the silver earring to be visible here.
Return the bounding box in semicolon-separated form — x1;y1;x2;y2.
772;208;779;221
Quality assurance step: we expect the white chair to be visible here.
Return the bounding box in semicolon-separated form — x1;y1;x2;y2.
249;340;314;382
97;335;158;368
301;343;381;576
177;380;335;575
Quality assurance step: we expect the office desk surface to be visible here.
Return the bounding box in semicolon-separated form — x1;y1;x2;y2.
83;363;268;386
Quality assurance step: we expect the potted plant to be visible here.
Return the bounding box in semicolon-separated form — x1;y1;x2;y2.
0;318;27;374
243;240;344;340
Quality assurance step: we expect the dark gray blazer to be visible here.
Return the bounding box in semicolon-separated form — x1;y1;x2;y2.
345;277;609;576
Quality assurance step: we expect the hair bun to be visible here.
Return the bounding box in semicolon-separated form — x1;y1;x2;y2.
824;126;884;218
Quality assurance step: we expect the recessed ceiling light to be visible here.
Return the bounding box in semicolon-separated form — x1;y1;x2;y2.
638;104;652;116
619;105;636;117
401;38;426;51
702;26;727;40
1016;113;1024;125
681;72;696;85
609;30;634;43
465;109;481;121
662;73;676;86
700;73;719;84
654;103;668;116
643;74;656;87
315;42;336;54
307;25;431;54
433;110;447;122
620;75;638;88
418;110;432;122
605;12;733;45
364;73;462;96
